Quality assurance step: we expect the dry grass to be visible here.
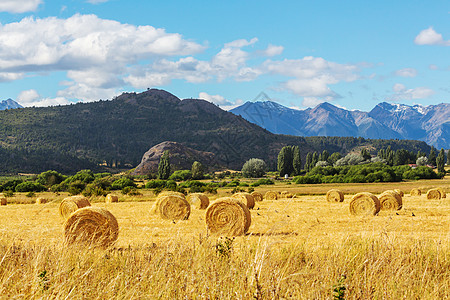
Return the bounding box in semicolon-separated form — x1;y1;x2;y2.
0;177;449;298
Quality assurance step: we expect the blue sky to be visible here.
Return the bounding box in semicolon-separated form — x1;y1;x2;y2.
0;0;448;111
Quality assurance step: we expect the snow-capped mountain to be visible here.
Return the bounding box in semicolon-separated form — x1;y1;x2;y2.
0;99;22;110
230;101;449;149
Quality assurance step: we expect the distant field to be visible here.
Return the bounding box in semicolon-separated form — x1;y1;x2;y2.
0;177;448;298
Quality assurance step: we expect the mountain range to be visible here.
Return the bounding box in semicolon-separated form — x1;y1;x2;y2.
0;89;431;174
231;101;449;149
0;99;22;110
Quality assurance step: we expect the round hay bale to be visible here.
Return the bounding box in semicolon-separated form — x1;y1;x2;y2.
426;189;441;200
186;193;209;209
205;197;251;236
326;189;344;202
0;197;6;206
64;207;119;248
436;187;446;199
410;188;421;196
36;197;48;204
379;190;402;210
349;192;380;216
157;191;186;199
393;189;404;197
157;194;190;220
279;191;294;199
264;191;278;200
251;191;263;202
231;192;255;209
105;194;119;203
59;196;91;219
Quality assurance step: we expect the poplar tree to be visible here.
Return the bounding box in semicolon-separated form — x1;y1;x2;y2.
436;148;445;173
428;147;437;166
292;146;302;175
158;150;171;179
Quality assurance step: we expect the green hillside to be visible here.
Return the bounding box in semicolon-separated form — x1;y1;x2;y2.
0;89;431;174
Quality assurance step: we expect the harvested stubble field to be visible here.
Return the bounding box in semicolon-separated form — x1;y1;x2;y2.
0;179;449;299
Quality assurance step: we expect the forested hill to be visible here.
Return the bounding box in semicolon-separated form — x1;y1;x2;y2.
0;89;431;174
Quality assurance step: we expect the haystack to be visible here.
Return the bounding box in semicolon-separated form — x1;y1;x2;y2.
186;193;209;209
393;189;404;197
64;207;119;248
205;197;251;236
36;197;48;204
279;191;294;199
264;191;278;200
349;192;380;216
326;189;344;202
410;188;421;196
251;191;263;202
0;197;6;206
157;194;190;220
59;196;91;219
105;194;119;203
427;189;441;200
436;187;446;198
379;190;402;210
231;192;255;209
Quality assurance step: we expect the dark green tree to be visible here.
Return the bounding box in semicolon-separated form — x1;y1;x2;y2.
447;150;450;166
292;146;302;175
428;147;437;166
158;150;171;180
319;150;329;162
328;152;342;166
436;148;445;173
361;148;371;160
394;149;409;166
36;170;65;187
191;161;204;180
277;146;294;176
305;152;312;171
311;152;319;169
417;150;426;159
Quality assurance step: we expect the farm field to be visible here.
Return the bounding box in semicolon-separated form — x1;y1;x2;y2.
0;178;449;299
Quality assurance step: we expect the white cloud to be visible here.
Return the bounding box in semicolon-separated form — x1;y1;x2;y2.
302;97;326;107
0;0;41;13
17;89;40;103
198;92;233;106
414;27;450;46
395;68;417;77
224;37;258;48
263;56;360;101
261;44;284;56
389;84;435;101
429;64;438;70
0;14;204;102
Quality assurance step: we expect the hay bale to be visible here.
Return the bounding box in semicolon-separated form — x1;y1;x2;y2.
205;197;251;236
64;207;119;248
36;197;48;204
349;192;381;216
427;189;441;200
157;194;190;220
436;187;446;199
158;191;186;199
410;188;421;196
0;197;6;206
393;189;404;197
379;190;402;210
251;191;263;202
186;193;209;209
279;191;294;199
231;192;255;209
264;191;278;200
59;196;91;219
326;189;344;202
105;194;119;203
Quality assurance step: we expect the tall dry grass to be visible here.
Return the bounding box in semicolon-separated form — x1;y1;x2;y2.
0;179;448;298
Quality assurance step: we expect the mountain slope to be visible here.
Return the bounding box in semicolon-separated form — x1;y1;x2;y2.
0;99;22;110
0;89;432;174
231;101;449;148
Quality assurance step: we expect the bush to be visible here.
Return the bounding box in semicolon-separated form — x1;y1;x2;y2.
242;158;267;178
145;180;167;189
250;178;275;187
36;170;66;187
0;179;23;192
15;181;46;192
121;186;142;196
169;170;192;181
111;177;136;190
82;183;107;197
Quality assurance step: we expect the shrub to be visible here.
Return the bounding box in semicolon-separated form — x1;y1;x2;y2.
15;181;46;192
169;170;192;181
145;180;167;189
191;161;204;180
250;178;275;187
242;158;267;178
36;170;66;187
111;177;136;190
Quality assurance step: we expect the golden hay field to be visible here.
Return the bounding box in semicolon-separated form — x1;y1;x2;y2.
0;178;449;299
